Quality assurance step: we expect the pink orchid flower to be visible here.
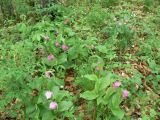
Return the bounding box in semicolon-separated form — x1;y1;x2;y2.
61;44;69;51
49;102;58;110
122;90;129;98
95;66;100;71
48;54;54;61
113;81;121;89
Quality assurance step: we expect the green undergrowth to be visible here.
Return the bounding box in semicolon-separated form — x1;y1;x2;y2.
0;0;160;120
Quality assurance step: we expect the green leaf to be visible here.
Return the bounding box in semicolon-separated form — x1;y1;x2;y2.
148;59;156;69
42;110;54;120
25;104;39;118
58;101;73;112
80;91;98;100
97;96;104;105
68;31;75;37
68;46;78;60
84;74;98;81
103;87;115;104
55;92;68;101
37;96;43;104
96;45;108;53
94;80;100;92
32;32;41;42
111;107;124;119
131;74;142;85
99;77;111;91
94;75;110;93
107;88;124;119
111;89;122;107
57;53;67;64
76;77;95;91
16;23;27;33
26;105;36;115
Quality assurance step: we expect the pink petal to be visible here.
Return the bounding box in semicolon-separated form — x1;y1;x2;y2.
49;102;58;110
48;54;55;61
123;90;129;98
61;44;69;51
95;66;100;71
113;81;121;89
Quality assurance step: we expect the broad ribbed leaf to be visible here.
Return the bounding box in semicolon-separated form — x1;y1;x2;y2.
80;91;98;100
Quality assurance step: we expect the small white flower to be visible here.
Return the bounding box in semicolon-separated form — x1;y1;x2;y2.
45;91;53;99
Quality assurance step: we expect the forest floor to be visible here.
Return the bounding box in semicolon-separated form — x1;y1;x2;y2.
0;1;160;120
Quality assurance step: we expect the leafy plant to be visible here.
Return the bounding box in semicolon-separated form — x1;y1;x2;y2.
80;73;127;119
0;0;160;119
